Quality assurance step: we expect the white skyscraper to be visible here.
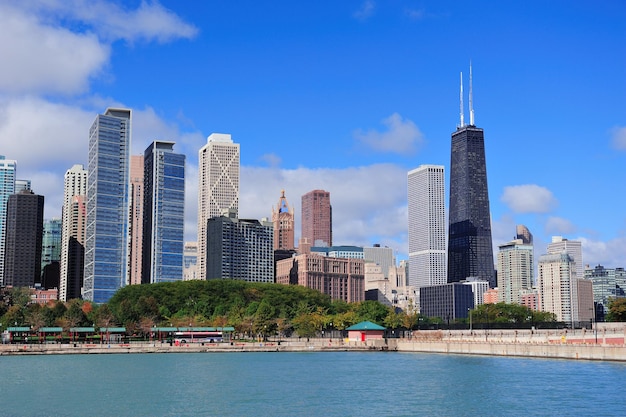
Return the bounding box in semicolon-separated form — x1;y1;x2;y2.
497;238;534;304
0;155;17;286
197;133;240;281
547;236;583;280
60;164;88;301
538;252;578;324
407;165;447;288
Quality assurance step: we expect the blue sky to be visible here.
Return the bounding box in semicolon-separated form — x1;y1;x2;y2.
1;0;625;270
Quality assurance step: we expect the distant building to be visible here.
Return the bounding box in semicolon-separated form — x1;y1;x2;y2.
364;262;393;306
408;164;447;288
60;164;87;301
0;155;17;286
497;237;534;304
129;155;144;286
301;189;332;247
272;190;295;250
462;278;490;307
41;218;62;278
483;288;499;304
311;245;363;259
207;211;273;283
547;236;583;280
15;179;31;192
30;287;59;305
197;133;240;281
83;108;132;303
3;190;44;287
538;252;578;324
364;244;396;280
183;242;198;281
419;283;474;321
142;141;185;284
520;289;539;311
276;253;364;303
584;265;626;316
516;224;533;245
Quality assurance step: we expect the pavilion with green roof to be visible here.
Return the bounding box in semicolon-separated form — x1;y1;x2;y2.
346;321;386;342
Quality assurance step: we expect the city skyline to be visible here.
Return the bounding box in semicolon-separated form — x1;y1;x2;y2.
0;1;625;269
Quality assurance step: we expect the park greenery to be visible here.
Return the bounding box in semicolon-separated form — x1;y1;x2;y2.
3;279;611;340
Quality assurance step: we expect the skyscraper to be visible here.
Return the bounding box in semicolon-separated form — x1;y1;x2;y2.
497;236;534;304
129;155;144;286
41;218;62;288
272;190;295;250
301;189;332;248
538;252;577;324
547;236;583;280
83;108;132;303
407;165;447;288
3;189;44;287
60;164;87;300
142;141;185;284
447;66;495;287
0;155;17;286
197;133;240;281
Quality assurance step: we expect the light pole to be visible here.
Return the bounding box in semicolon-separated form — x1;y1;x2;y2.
469;309;472;333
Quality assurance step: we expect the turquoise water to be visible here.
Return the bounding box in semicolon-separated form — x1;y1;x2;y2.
1;352;624;416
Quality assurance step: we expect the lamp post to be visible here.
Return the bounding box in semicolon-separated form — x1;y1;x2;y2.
469;309;472;333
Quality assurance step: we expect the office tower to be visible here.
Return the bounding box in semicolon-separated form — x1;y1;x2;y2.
419;283;474;321
41;218;62;288
301;189;332;247
272;190;295;250
585;265;626;317
276;253;365;302
497;236;534;304
183;242;198;281
0;155;17;286
538;252;578;324
83;108;132;303
197;133;240;281
60;164;87;301
364;244;396;279
206;210;273;283
128;155;144;285
463;278;490;307
547;236;583;280
408;165;447;288
15;179;31;192
516;224;533;245
142;141;185;284
3;190;44;287
447;66;495;287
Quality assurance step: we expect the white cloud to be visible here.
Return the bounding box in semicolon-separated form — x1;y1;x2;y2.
579;236;626;268
545;216;576;235
354;113;424;155
501;184;557;214
353;0;375;21
610;126;626;150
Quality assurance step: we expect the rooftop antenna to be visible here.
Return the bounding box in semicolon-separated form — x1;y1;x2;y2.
459;72;464;127
469;61;475;126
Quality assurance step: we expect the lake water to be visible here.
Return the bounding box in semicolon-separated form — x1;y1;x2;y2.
1;351;624;417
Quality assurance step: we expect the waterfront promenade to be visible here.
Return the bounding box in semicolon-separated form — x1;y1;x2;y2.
2;326;625;361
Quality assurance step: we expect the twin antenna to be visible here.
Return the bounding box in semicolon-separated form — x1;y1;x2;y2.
459;62;475;127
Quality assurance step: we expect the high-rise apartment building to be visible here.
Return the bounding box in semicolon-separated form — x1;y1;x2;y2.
0;155;17;286
516;224;533;245
408;165;447;288
447;67;495;287
142;141;185;284
83;108;132;303
206;211;273;283
3;190;44;287
547;236;583;280
183;242;198;281
538;252;578;324
15;179;30;192
497;236;534;304
129;155;144;286
272;190;294;250
60;164;87;301
197;133;240;281
301;189;332;248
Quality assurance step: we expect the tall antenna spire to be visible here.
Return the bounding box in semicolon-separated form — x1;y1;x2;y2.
459;72;464;127
469;61;475;126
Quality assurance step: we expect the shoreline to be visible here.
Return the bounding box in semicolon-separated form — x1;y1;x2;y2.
2;328;626;361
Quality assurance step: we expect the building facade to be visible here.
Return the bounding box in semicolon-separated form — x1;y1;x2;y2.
408;165;447;288
272;190;295;250
40;218;62;288
129;155;144;286
142;141;185;284
0;155;17;286
497;237;534;304
3;190;44;287
584;265;626;317
83;108;132;303
419;283;474;321
60;164;87;301
301;189;332;248
364;244;396;280
276;253;364;303
197;133;240;281
547;236;583;281
183;242;198;281
206;212;273;283
538;252;578;324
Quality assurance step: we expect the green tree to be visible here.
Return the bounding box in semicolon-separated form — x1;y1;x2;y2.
383;308;403;330
607;298;626;322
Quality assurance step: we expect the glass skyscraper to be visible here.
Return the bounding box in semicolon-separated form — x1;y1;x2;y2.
83;108;131;303
447;125;495;287
0;156;17;286
142;141;185;284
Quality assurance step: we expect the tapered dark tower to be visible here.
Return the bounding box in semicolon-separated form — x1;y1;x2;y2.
447;65;495;287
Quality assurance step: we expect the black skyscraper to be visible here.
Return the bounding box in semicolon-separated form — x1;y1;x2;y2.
447;67;495;287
